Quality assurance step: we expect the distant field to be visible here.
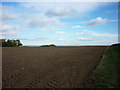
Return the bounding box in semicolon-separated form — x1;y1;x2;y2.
2;46;106;88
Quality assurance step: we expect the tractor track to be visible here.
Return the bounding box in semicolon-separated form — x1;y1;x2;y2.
27;70;61;88
45;73;60;88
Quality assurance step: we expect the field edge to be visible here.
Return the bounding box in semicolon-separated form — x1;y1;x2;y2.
83;44;120;88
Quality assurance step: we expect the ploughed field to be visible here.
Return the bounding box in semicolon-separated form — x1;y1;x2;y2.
2;46;106;88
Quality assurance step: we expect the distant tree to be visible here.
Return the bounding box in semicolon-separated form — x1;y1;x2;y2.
0;39;6;47
9;40;16;47
1;39;23;47
41;45;49;47
6;39;11;47
1;39;6;42
49;44;56;47
16;39;23;46
40;44;56;47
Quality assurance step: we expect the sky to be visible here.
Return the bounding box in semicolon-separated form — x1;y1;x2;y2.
0;1;119;46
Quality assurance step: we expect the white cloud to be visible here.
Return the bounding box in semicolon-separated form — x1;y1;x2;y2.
46;6;77;17
20;2;108;18
76;33;118;44
72;25;82;28
1;5;20;21
76;30;118;45
55;31;65;34
55;39;67;41
2;12;19;21
92;32;118;38
76;30;90;35
86;17;107;26
76;30;118;38
40;26;62;31
76;30;118;44
0;22;25;39
76;37;95;41
26;14;66;31
1;23;23;31
20;2;54;13
0;29;16;39
28;14;66;28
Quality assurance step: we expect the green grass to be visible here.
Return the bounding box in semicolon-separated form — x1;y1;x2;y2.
95;45;120;88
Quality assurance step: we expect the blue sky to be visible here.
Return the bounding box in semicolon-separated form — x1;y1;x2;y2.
1;1;119;45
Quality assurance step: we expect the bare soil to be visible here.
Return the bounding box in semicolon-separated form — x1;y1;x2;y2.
2;46;106;88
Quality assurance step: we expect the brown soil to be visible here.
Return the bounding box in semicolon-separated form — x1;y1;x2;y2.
2;46;106;88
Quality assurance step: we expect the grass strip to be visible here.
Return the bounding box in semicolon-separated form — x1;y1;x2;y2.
95;45;120;88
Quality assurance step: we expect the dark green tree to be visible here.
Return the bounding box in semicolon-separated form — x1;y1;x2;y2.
49;44;56;47
16;39;23;46
1;39;23;47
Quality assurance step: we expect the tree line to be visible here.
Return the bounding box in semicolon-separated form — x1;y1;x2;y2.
40;44;56;47
0;39;23;47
